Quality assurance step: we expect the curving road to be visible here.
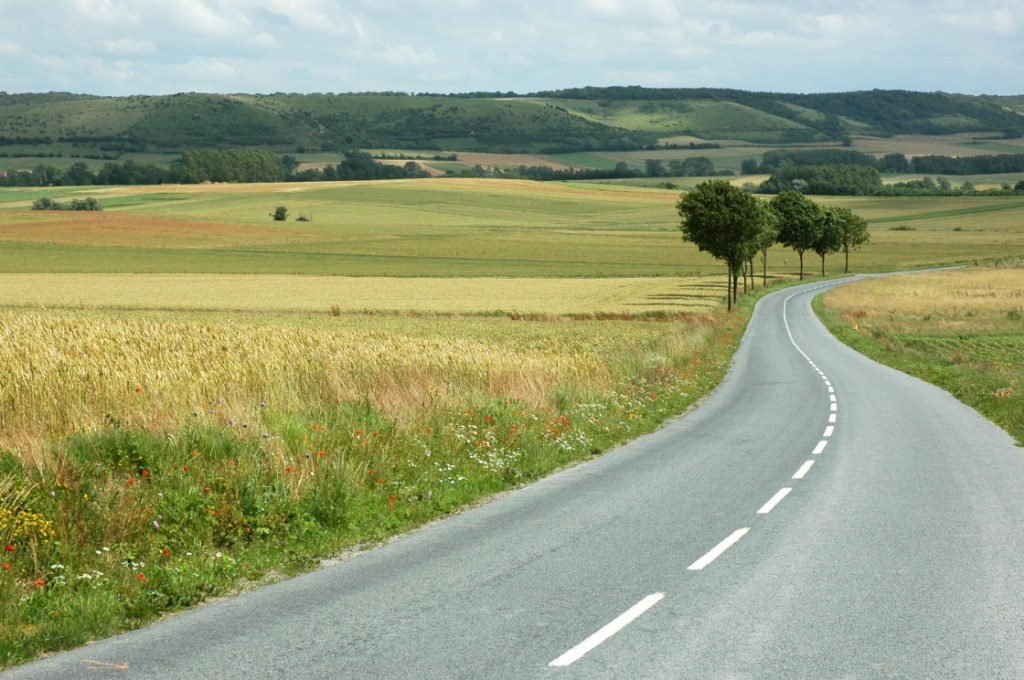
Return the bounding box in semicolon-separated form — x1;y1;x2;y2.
6;277;1024;679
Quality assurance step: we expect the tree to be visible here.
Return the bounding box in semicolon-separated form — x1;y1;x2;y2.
771;190;824;280
645;159;666;177
677;180;763;310
740;158;760;175
753;205;779;286
828;206;870;273
1016;180;1024;193
272;206;288;221
815;208;845;275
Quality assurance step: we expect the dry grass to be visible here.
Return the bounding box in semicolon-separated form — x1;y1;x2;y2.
0;274;725;315
823;267;1024;334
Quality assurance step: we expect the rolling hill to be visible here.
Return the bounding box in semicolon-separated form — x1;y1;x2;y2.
0;88;1021;155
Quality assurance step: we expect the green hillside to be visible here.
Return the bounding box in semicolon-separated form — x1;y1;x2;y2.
0;87;1021;154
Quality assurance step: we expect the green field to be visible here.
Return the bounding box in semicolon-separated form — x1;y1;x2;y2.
2;179;1022;277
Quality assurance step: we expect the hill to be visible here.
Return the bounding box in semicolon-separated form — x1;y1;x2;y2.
0;88;1021;154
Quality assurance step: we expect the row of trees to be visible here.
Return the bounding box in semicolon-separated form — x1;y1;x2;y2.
678;181;869;310
0;150;430;187
745;149;1024;176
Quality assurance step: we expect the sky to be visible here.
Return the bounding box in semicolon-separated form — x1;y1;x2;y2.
0;0;1021;96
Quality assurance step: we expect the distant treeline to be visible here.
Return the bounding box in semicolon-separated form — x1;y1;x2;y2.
440;156;732;181
0;149;428;187
742;149;1024;176
754;163;1024;196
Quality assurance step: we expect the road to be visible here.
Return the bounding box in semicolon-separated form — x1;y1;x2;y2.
7;276;1024;679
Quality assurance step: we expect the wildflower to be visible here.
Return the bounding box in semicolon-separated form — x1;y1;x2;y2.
284;467;293;474
136;572;146;582
368;469;376;477
134;386;142;394
142;470;150;478
2;563;10;571
387;494;397;508
203;487;211;494
485;415;494;424
317;450;326;458
161;548;171;557
127;478;136;486
4;544;13;553
34;578;45;588
192;450;200;459
152;520;160;530
182;465;190;472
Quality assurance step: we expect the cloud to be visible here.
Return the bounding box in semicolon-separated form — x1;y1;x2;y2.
101;38;156;56
0;0;1020;95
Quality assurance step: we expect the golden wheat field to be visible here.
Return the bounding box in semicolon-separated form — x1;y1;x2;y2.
0;309;719;455
0;274;726;315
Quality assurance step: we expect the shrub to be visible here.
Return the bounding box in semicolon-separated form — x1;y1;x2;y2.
272;206;288;221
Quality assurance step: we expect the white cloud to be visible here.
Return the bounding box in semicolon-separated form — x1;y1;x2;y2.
101;37;156;55
0;0;1020;95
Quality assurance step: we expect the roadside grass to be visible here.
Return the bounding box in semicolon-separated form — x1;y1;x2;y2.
816;264;1023;444
0;278;803;668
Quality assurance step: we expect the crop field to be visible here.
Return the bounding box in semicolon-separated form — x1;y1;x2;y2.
0;274;724;315
2;179;1023;278
818;265;1023;443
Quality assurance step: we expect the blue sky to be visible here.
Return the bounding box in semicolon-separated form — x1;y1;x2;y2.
0;0;1021;95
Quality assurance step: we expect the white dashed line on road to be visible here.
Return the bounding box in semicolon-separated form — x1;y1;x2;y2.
793;460;815;479
813;440;828;455
688;528;750;571
549;593;665;667
757;488;793;515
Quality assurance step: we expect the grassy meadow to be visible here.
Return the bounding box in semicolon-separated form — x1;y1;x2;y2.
1;179;1023;276
1;176;1023;667
817;265;1023;444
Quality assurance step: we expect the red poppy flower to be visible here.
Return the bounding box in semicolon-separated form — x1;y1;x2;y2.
136;573;146;582
34;578;45;588
4;544;13;553
2;563;10;571
142;470;150;478
161;548;171;557
317;450;326;458
134;386;142;394
182;465;190;472
127;478;136;486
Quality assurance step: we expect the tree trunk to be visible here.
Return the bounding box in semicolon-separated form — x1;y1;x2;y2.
733;269;739;305
762;250;768;286
845;245;850;274
821;253;826;276
726;264;732;311
741;261;747;294
798;251;804;280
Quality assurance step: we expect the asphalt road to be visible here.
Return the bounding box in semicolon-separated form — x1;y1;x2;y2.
7;277;1023;679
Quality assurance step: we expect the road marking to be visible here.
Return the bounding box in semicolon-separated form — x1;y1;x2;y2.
829;413;837;423
827;385;834;393
829;394;837;402
793;460;815;479
830;403;837;412
823;425;835;438
549;593;665;667
688;528;750;571
757;488;792;514
824;380;831;386
812;440;828;455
